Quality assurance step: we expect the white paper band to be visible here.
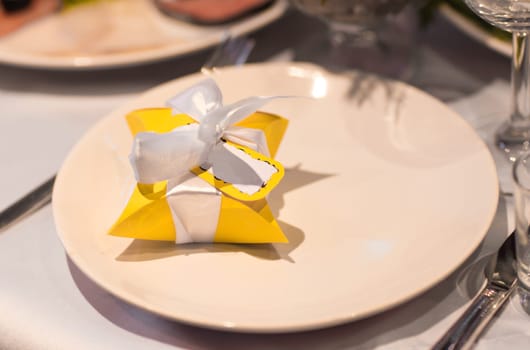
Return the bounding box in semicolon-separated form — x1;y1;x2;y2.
166;174;221;244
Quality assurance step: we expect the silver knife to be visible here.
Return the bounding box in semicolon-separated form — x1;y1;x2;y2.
432;230;517;350
0;175;55;233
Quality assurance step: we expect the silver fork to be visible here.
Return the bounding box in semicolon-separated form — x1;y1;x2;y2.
0;35;255;233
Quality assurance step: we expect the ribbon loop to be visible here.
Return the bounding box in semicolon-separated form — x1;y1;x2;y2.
130;124;207;184
130;79;287;198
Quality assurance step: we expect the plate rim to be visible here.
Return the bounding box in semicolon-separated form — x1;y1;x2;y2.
52;62;499;333
0;0;287;70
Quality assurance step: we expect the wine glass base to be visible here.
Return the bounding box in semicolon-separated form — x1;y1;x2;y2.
292;20;417;80
495;121;530;162
517;285;530;315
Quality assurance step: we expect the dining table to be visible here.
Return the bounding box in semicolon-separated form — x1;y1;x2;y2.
0;4;527;350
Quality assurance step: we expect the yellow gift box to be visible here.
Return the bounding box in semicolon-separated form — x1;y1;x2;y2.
109;107;289;244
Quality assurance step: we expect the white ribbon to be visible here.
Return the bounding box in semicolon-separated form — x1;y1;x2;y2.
129;78;283;193
128;79;286;243
165;173;221;244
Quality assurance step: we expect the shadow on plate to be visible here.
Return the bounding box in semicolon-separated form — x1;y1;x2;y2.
267;164;334;218
340;69;490;170
115;165;334;263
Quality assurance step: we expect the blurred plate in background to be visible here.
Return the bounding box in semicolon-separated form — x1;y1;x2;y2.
0;0;287;70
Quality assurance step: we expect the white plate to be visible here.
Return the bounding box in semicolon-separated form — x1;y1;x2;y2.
0;0;287;70
439;3;511;57
52;62;499;332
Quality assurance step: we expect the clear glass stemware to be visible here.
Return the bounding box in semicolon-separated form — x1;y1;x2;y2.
466;0;530;160
290;0;423;78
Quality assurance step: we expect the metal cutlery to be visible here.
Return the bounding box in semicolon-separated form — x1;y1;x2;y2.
432;230;517;350
0;175;55;233
0;35;254;234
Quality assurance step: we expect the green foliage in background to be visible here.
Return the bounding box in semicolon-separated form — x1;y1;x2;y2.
421;0;510;41
63;0;103;10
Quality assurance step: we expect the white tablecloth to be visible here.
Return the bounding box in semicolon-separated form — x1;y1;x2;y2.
0;8;528;350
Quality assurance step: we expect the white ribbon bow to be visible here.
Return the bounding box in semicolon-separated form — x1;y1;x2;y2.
130;79;283;196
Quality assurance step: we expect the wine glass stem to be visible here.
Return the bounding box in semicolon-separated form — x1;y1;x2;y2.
511;32;530;127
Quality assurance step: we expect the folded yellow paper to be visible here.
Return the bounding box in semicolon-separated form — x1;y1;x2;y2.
109;108;289;244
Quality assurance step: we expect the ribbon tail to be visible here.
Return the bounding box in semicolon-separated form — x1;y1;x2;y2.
166;78;223;122
208;142;279;197
223;126;270;157
199;96;290;138
222;96;292;129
